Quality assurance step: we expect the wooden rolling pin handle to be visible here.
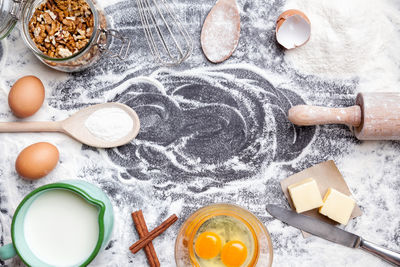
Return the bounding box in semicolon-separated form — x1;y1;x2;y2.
0;121;63;132
288;105;362;127
218;0;237;4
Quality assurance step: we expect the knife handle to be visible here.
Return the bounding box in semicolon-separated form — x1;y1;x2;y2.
360;239;400;266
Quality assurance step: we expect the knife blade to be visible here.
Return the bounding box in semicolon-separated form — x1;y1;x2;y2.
266;204;400;266
266;204;361;247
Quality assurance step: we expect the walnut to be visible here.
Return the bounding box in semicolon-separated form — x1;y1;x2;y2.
57;47;73;57
28;0;94;59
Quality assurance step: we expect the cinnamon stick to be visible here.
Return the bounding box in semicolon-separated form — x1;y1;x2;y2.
130;214;178;253
131;211;160;267
132;211;160;267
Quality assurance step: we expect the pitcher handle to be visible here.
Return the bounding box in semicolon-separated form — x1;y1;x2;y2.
0;243;17;260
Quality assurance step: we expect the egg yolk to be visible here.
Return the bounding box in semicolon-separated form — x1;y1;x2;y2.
194;231;222;259
221;240;248;267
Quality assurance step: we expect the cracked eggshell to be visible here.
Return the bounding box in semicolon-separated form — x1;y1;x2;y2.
276;9;311;50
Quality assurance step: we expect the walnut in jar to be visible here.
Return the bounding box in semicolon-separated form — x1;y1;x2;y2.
28;0;95;59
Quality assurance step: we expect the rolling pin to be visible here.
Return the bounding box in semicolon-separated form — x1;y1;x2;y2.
288;92;400;140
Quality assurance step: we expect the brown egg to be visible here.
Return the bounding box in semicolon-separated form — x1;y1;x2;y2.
16;142;59;180
8;76;45;118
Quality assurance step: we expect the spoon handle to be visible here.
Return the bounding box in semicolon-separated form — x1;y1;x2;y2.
0;121;63;132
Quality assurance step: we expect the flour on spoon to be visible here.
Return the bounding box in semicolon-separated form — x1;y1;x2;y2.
201;0;240;63
85;108;134;142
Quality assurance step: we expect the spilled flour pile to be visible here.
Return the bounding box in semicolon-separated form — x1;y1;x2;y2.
284;0;400;92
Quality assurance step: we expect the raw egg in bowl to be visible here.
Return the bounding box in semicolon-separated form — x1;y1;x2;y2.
175;204;273;267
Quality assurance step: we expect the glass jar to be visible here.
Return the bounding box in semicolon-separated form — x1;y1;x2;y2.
0;0;130;72
175;203;273;267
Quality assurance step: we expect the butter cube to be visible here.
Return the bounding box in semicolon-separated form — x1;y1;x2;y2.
288;178;324;213
319;188;356;225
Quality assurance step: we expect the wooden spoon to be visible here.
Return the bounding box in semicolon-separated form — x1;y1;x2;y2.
201;0;241;63
0;103;140;148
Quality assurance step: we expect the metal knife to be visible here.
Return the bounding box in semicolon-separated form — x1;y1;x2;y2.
266;204;400;266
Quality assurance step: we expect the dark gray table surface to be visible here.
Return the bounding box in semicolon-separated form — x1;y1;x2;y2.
0;0;399;266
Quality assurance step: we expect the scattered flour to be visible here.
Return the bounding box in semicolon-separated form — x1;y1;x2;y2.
283;0;400;92
85;108;133;142
1;0;399;266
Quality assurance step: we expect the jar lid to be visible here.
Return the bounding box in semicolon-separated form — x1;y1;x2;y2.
0;0;24;39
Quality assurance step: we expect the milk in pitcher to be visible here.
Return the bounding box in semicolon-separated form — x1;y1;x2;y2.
24;189;100;266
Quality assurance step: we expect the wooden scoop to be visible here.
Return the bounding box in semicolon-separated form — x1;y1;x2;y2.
288;92;400;140
0;103;140;148
201;0;241;63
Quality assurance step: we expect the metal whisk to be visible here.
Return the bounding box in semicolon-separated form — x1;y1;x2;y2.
136;0;193;66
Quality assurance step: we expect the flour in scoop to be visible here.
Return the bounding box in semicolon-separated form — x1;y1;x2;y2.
201;2;240;63
85;108;134;142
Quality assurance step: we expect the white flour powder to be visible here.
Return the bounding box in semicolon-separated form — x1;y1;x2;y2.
85;108;133;142
283;0;400;92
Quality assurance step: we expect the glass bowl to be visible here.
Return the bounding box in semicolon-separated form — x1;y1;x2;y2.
175;203;273;267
